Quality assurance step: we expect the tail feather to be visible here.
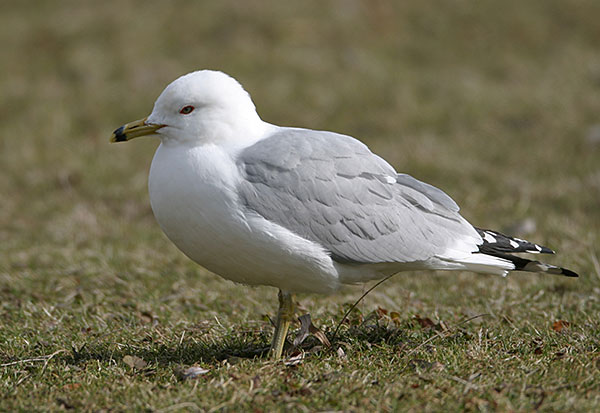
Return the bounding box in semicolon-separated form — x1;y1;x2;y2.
474;227;579;278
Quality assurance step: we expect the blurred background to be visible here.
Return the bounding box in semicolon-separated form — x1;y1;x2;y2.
1;1;600;409
1;0;599;335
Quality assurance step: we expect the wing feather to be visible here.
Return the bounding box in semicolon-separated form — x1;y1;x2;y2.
237;128;480;264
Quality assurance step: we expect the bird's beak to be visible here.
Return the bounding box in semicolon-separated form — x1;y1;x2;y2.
110;117;164;143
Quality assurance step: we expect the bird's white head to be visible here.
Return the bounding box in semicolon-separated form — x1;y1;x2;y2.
111;70;267;146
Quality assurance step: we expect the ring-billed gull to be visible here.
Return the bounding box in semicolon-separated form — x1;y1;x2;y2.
110;70;578;359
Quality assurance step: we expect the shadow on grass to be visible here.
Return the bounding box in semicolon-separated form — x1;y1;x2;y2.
64;333;272;366
60;317;418;367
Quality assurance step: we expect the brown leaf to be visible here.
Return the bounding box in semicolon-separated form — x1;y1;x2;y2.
309;324;331;348
376;307;388;318
139;311;158;326
552;320;570;332
123;355;147;370
139;312;153;324
62;383;81;391
284;353;304;366
414;315;435;329
554;350;567;360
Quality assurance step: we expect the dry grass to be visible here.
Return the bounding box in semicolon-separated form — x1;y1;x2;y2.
1;0;600;411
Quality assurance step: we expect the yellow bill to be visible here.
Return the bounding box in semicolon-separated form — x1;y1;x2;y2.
110;117;163;143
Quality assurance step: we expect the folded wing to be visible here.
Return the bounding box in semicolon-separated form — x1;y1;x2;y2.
237;128;481;264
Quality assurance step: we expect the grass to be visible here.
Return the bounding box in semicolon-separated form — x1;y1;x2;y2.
1;0;600;411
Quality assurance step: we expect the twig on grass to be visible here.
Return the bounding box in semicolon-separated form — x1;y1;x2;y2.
40;349;66;375
331;274;395;344
1;349;66;370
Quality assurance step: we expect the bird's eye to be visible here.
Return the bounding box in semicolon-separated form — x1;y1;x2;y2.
179;105;195;115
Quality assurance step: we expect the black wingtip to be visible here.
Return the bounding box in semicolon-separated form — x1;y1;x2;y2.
560;267;579;278
479;249;580;278
475;227;555;255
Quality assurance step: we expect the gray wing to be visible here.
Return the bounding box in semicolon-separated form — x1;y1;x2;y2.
237;128;479;264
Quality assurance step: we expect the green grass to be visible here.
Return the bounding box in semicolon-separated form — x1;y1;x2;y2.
2;0;600;411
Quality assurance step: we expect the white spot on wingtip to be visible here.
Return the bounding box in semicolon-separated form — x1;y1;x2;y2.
484;232;496;243
535;245;542;251
385;176;396;184
509;240;520;249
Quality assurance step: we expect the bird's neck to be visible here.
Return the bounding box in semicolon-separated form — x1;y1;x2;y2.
163;112;273;149
163;118;276;153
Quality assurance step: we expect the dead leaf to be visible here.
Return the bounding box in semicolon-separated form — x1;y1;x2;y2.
284;353;304;366
414;315;435;329
62;383;81;391
122;355;147;370
178;366;209;380
139;311;153;324
390;311;401;326
376;307;388;318
554;350;567;360
309;325;330;348
336;347;348;362
552;320;571;332
139;311;159;326
250;375;261;391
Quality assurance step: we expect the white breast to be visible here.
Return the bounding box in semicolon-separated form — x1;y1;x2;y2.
148;142;340;293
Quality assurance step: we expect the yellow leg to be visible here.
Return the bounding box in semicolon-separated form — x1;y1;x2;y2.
270;290;295;360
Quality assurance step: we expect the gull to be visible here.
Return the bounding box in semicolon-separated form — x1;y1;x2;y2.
110;70;578;359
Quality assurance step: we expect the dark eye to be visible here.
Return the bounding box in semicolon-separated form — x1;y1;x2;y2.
179;105;195;115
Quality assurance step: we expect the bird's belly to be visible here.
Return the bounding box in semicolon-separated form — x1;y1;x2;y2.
148;144;339;293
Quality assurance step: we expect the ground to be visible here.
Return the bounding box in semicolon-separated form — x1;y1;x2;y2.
1;1;600;411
